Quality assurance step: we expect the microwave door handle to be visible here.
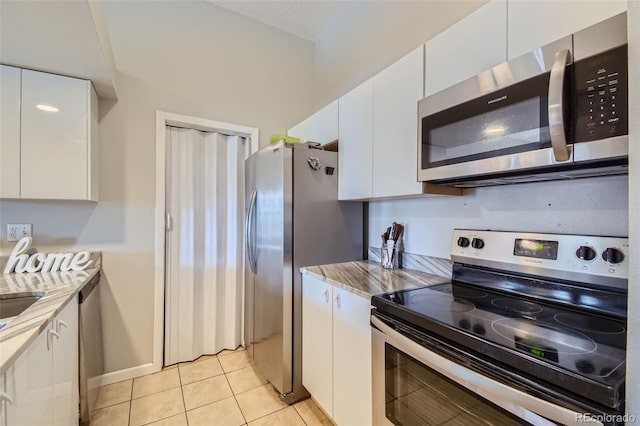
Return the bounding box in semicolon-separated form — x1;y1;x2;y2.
548;49;572;162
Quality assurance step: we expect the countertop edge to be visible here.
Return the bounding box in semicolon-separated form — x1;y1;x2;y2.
0;268;101;376
301;268;373;299
301;260;449;299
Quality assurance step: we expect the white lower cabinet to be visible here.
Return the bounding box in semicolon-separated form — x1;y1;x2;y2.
53;300;79;426
4;298;79;426
4;326;53;426
302;274;372;425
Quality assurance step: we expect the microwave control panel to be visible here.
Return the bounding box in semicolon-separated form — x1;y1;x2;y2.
574;44;627;143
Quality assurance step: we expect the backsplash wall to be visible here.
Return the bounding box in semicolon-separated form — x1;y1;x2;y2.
369;175;628;259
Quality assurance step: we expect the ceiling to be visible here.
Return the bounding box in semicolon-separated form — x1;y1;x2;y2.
210;0;344;42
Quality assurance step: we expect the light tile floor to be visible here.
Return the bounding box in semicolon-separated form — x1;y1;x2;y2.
90;347;333;426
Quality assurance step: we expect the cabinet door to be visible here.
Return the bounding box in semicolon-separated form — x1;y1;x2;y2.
0;65;21;198
310;100;339;145
5;327;54;426
287;116;312;142
53;299;79;426
332;287;372;426
301;275;334;416
508;0;627;60
425;0;507;96
338;79;373;200
1;372;6;426
20;69;89;200
373;47;424;198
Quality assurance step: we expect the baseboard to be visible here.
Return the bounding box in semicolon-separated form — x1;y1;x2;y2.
96;362;159;386
87;375;103;391
309;396;337;426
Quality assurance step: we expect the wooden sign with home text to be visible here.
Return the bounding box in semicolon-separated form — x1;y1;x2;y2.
3;237;93;273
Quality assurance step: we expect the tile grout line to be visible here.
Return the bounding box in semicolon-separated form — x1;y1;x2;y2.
128;379;134;426
95;348;289;426
177;363;190;426
292;403;310;426
220;358;249;425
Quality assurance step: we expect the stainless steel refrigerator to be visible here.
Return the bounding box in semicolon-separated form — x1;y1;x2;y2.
244;141;363;403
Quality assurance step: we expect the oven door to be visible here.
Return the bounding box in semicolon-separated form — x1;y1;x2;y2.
417;38;574;185
371;315;602;426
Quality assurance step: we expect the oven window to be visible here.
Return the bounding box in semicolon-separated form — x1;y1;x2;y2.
384;343;527;425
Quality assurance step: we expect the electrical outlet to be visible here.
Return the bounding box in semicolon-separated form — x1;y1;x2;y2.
7;224;32;242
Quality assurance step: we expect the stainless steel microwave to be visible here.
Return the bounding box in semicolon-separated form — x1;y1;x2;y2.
418;13;628;187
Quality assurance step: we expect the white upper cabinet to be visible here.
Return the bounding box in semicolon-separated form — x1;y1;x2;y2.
287;100;338;145
0;65;21;198
287;116;311;143
373;47;424;198
338;79;374;200
20;69;99;201
507;0;627;60
425;0;507;96
310;100;338;145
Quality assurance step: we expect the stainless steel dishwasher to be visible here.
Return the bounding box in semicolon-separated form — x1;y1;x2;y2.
79;272;104;425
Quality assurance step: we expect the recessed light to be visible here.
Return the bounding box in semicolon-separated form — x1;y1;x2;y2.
36;104;59;112
484;126;505;135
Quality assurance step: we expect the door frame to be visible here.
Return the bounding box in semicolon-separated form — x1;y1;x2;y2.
153;110;259;371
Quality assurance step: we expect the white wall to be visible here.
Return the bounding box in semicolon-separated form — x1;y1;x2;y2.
0;0;314;374
369;176;628;258
313;0;486;108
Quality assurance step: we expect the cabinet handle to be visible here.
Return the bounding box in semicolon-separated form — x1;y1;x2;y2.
0;392;13;405
322;290;329;303
335;293;341;309
56;319;68;334
47;329;60;350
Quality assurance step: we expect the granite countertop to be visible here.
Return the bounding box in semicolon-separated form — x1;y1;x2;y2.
301;260;449;299
0;267;100;375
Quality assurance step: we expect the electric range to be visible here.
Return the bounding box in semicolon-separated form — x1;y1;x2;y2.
371;229;629;425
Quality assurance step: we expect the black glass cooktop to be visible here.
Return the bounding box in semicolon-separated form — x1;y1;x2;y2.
372;281;627;409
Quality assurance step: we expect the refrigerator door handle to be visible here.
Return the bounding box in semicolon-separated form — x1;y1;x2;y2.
245;188;258;273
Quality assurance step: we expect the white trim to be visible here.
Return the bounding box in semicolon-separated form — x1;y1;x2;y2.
94;363;156;387
154;111;258;374
87;375;103;391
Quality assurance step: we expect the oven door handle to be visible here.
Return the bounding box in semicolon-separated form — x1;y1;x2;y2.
371;316;602;426
548;49;572;163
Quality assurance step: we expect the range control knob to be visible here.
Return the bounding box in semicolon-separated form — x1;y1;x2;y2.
457;237;470;248
602;248;624;264
471;238;485;250
459;319;471;330
576;246;596;261
472;324;486;335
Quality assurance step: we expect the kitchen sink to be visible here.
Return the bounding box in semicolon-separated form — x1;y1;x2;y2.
0;292;45;323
